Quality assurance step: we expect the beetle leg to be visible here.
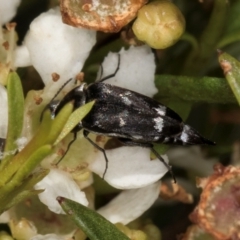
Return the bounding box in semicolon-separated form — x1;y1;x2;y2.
98;54;121;83
118;138;176;183
83;130;109;179
56;131;78;165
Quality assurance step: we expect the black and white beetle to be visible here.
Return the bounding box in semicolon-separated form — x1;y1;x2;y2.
48;55;215;181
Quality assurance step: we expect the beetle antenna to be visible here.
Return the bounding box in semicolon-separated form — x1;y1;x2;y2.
49;78;74;103
40;78;75;122
98;53;121;82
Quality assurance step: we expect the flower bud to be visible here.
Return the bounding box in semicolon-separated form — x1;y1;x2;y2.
132;0;185;49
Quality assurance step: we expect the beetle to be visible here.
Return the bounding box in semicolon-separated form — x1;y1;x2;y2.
49;55;215;181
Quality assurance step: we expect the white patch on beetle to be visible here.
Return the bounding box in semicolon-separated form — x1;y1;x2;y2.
102;84;112;94
153;117;163;132
119;93;132;105
133;135;143;140
180;125;190;143
163;137;170;143
154;107;166;116
119;118;126;126
125;91;132;96
154;136;160;141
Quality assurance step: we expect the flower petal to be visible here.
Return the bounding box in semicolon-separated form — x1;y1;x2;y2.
98;181;161;224
168;146;217;176
14;45;31;67
0;211;10;223
34;169;88;214
23;8;96;97
31;234;65;240
100;45;157;97
89;146;168;189
0;0;21;25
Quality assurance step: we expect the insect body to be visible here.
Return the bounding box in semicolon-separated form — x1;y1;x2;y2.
50;59;215;181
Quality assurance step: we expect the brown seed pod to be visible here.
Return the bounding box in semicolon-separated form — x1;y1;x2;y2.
60;0;147;33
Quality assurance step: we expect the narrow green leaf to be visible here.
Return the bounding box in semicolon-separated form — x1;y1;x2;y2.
54;101;95;145
155;75;235;104
46;101;74;144
218;51;240;105
0;110;52;185
0;103;72;185
217;30;240;48
222;0;240;35
1;72;24;169
57;197;130;240
2;189;43;213
10;145;52;185
0;169;48;214
199;0;227;57
19;168;50;190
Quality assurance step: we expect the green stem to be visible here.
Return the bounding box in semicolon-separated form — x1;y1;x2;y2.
182;0;227;75
180;32;199;51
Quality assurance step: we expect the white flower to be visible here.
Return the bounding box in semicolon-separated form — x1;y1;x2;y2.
98;181;161;224
89;147;168;189
14;8;97;99
17;7;96;141
168;146;217;176
100;45;157;97
34;169;88;214
0;0;21;25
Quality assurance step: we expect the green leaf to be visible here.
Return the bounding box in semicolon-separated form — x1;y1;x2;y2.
0;110;52;185
2;189;43;213
218;51;240;105
155;75;235;104
219;0;240;48
1;72;24;169
19;168;50;191
0;103;73;186
10;144;52;185
54;101;95;145
217;30;240;48
0;169;48;214
46;101;74;144
57;197;130;240
223;0;240;35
